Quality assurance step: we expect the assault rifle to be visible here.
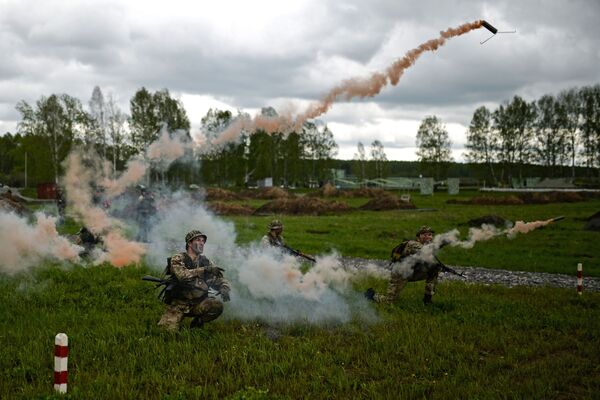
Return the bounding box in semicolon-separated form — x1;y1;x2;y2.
142;275;224;299
279;244;316;263
433;256;467;278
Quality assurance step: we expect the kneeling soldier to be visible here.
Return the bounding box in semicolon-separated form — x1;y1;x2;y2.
158;230;231;331
366;226;440;305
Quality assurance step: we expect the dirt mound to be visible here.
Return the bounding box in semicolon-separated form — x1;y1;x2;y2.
0;198;30;216
254;197;350;215
207;201;254;215
448;195;524;205
307;182;343;198
241;187;294;199
359;193;416;211
205;188;243;201
519;191;586;204
448;191;596;206
584;211;600;231
468;215;510;228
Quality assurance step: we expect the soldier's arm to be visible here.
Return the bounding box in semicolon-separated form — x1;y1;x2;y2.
260;235;271;247
205;260;230;293
402;241;422;257
170;254;204;281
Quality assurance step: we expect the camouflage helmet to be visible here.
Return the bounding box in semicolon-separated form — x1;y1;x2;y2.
185;230;207;244
267;219;283;230
416;225;434;236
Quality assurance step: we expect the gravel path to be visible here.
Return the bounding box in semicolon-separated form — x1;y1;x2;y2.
341;257;600;292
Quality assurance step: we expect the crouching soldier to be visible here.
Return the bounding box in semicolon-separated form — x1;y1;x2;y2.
365;226;440;305
158;230;231;331
75;226;103;257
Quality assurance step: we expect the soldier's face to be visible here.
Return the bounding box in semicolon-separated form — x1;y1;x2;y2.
271;228;283;236
190;237;205;254
418;232;433;244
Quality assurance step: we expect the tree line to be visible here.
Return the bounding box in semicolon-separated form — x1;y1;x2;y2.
1;84;599;189
0;87;339;188
463;85;600;184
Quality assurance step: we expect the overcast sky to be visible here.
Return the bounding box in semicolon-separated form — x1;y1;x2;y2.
1;0;599;161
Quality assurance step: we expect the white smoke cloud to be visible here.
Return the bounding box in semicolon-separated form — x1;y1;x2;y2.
144;194;377;324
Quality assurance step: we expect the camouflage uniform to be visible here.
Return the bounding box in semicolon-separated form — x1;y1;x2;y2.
136;190;157;242
75;227;102;257
260;219;285;248
372;226;440;304
158;249;230;331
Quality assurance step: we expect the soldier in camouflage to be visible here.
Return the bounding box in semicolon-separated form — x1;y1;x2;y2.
158;230;231;331
136;186;157;242
365;226;440;305
260;219;285;248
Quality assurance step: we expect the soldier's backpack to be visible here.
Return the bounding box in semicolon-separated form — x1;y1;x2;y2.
390;240;411;263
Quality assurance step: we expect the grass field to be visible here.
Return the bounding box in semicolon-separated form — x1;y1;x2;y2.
1;265;599;399
2;190;600;399
227;191;600;277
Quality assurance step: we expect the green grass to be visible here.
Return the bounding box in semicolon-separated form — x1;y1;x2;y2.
225;191;600;277
1;264;599;399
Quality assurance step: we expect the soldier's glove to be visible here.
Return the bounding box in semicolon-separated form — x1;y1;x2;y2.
221;291;231;302
206;265;224;277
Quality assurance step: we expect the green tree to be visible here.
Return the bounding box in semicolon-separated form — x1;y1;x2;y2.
281;131;303;187
105;93;129;175
557;88;581;178
369;140;388;179
352;142;367;182
16;94;89;184
533;94;566;176
129;87;190;155
465;106;497;184
88;86;107;157
416;115;453;180
302;121;338;185
493;96;536;183
579;84;600;175
200;109;248;186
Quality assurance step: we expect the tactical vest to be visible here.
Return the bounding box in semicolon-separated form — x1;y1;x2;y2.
267;234;284;247
161;253;211;304
390;240;410;263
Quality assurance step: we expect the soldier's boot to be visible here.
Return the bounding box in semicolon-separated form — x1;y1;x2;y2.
364;288;375;301
190;317;204;329
423;294;433;305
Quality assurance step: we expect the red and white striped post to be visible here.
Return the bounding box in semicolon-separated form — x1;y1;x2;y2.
54;333;68;394
577;263;583;296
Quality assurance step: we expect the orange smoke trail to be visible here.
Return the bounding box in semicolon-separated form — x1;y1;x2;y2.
211;20;483;145
63;151;146;268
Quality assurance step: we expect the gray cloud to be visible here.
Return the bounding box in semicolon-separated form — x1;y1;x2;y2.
1;0;599;159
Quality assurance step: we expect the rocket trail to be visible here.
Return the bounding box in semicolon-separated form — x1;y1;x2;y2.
211;20;485;145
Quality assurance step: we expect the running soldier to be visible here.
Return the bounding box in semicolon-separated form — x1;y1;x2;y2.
365;226;441;305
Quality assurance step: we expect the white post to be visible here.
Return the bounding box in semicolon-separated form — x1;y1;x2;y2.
577;263;583;296
54;333;68;393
